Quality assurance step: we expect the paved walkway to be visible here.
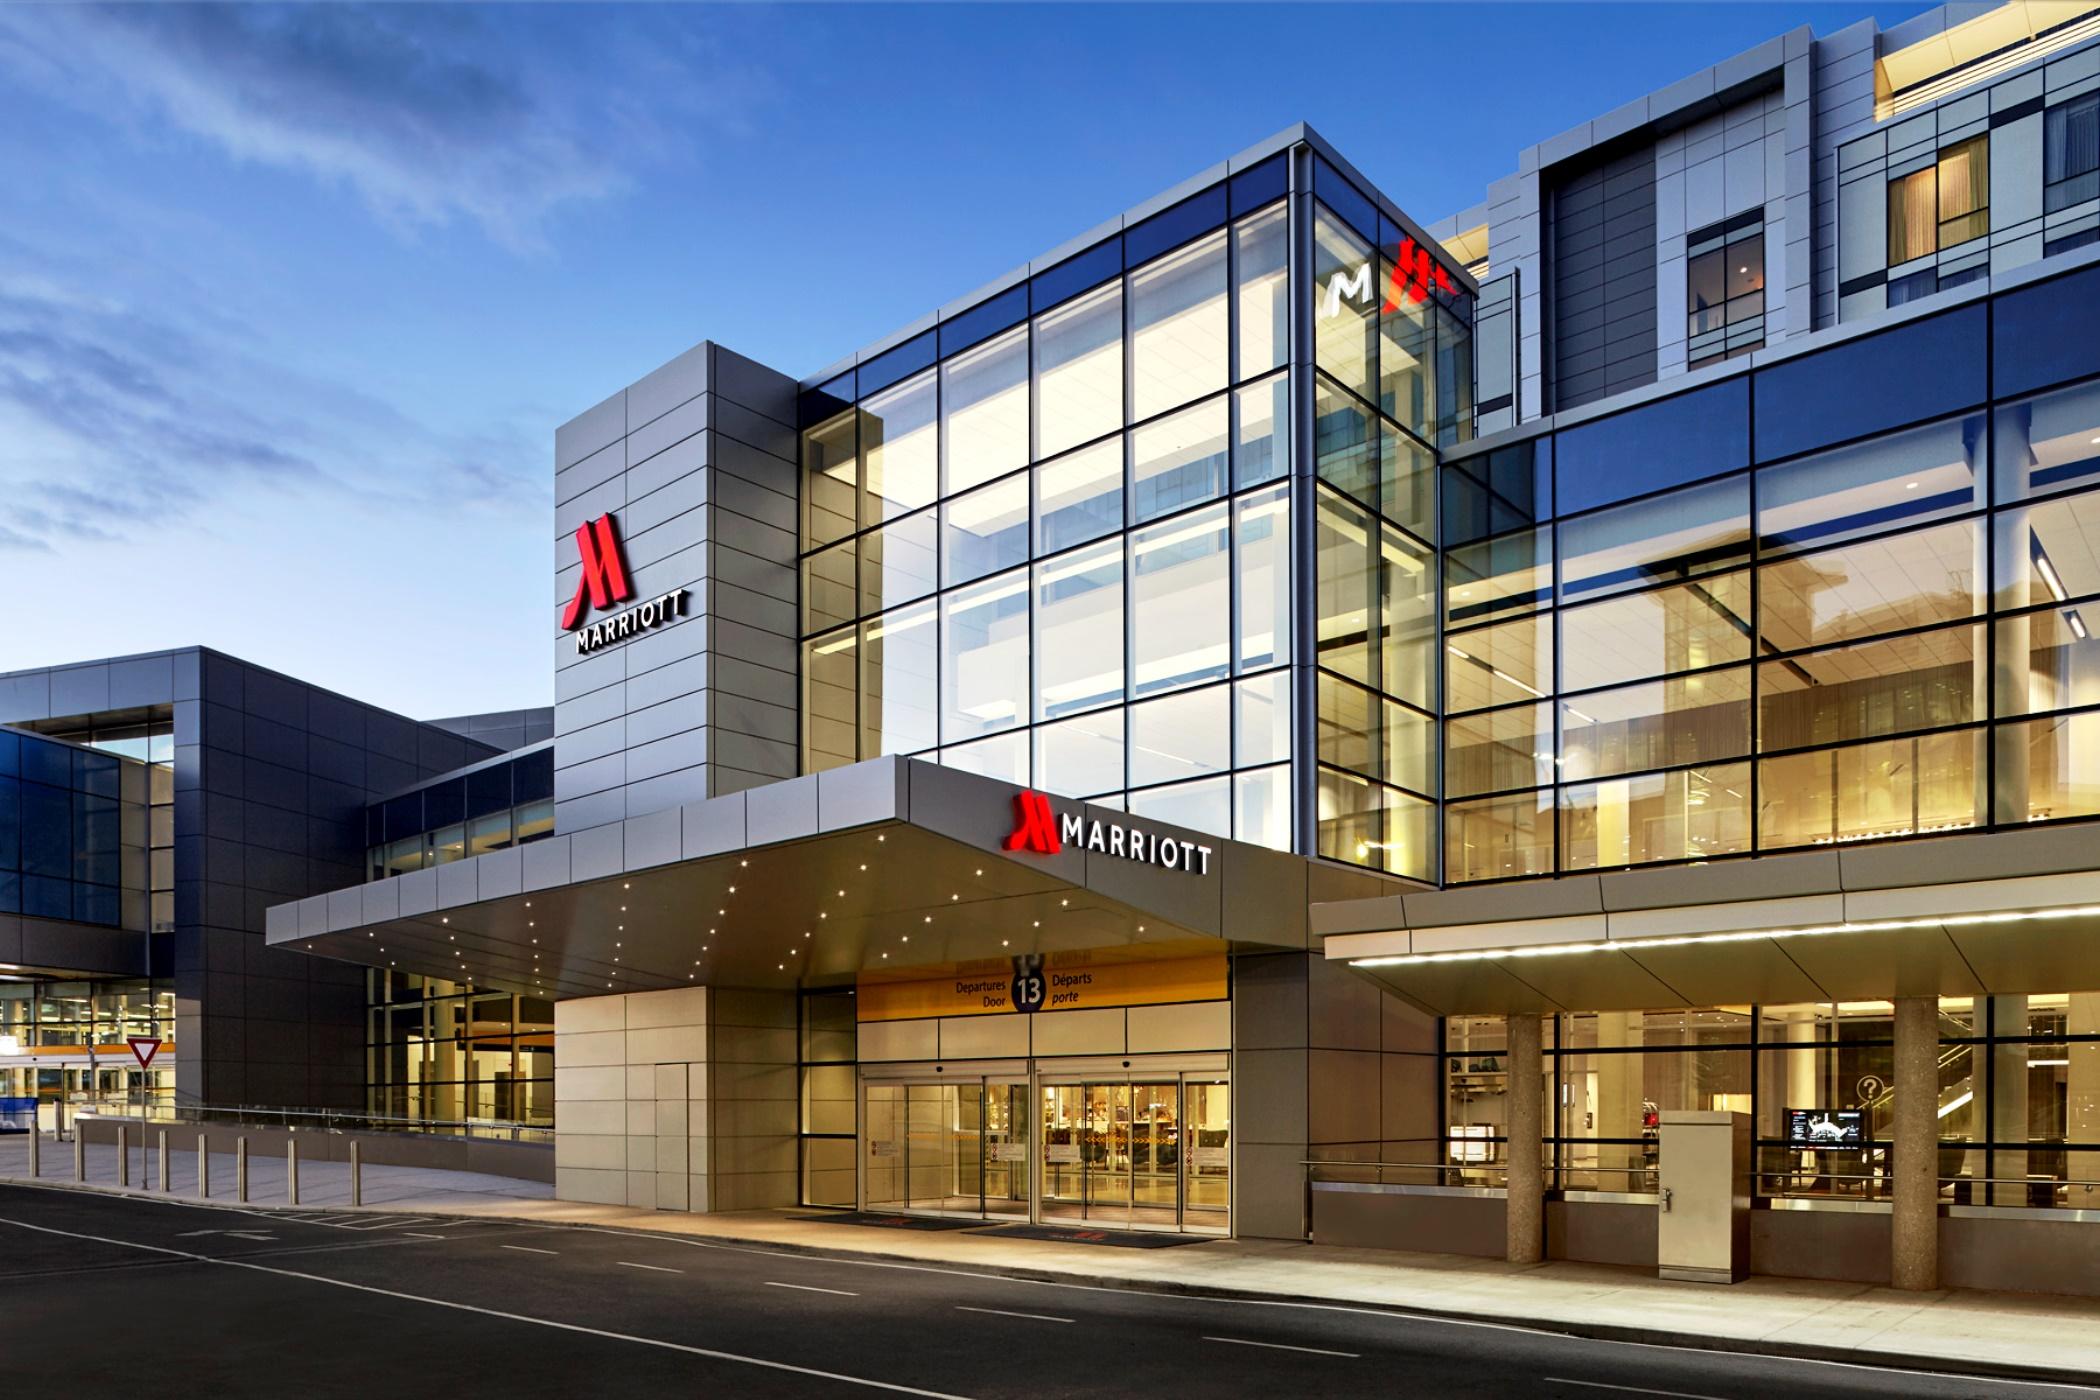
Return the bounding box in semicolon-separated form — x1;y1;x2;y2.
5;1134;2098;1382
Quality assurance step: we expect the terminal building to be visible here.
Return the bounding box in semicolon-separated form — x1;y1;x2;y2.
10;0;2100;1295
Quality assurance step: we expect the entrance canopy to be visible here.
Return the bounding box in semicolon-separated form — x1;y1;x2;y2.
1317;827;2100;1015
267;757;1376;998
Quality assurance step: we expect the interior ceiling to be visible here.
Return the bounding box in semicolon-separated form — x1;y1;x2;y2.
286;820;1235;999
1344;910;2100;1017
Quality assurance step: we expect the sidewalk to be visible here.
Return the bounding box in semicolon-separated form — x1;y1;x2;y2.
6;1136;2099;1384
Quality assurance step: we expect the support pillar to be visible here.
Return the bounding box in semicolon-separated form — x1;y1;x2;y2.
1892;996;1939;1291
1506;1012;1545;1265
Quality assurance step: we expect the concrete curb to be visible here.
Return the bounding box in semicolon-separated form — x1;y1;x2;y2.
7;1174;2095;1389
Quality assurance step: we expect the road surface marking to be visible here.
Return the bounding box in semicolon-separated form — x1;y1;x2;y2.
617;1260;683;1273
1544;1382;1726;1400
1203;1336;1359;1359
403;1232;447;1240
501;1244;559;1256
0;1216;969;1400
766;1281;858;1296
956;1306;1070;1324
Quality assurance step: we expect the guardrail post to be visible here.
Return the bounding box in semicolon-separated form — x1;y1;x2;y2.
158;1131;170;1192
349;1140;361;1207
236;1136;248;1203
26;1120;38;1179
287;1138;298;1206
197;1133;208;1198
74;1130;85;1183
116;1124;129;1186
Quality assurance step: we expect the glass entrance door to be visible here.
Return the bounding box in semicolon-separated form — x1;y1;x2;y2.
865;1077;1027;1220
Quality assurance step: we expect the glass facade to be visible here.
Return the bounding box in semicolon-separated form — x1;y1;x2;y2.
365;970;553;1127
1441;310;2100;881
799;169;1311;850
1444;996;2100;1208
365;747;556;880
0;979;175;1112
0;726;159;930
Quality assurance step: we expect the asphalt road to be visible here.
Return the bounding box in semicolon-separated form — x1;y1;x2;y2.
0;1184;2088;1399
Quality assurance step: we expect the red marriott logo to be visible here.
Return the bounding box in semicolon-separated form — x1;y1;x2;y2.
1002;790;1213;874
1383;235;1456;310
561;512;690;656
1005;791;1062;854
561;514;634;630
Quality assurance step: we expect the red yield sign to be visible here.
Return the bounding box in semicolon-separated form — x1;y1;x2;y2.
126;1036;161;1070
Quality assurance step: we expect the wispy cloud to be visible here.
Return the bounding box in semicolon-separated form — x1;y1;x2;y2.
0;4;645;249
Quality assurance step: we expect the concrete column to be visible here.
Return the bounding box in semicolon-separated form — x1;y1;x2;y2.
1891;996;1939;1291
1506;1013;1545;1265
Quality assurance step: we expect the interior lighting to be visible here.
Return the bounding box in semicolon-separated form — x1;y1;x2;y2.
1347;903;2100;970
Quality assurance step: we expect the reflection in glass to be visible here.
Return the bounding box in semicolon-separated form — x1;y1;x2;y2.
1560;573;1752;694
1033;710;1126;798
1994;711;2100;824
1560;763;1752;870
943;328;1029;494
1130;396;1228;523
1234;764;1291;850
1312;207;1375;401
1315;486;1376;684
941;474;1029;586
1382;522;1436;710
1035;539;1125;720
1758;730;1983;848
1446;523;1551;627
1993;378;2100;504
1995;608;2100;717
1234;204;1289;378
940;732;1028;785
1314;374;1376;504
1445;703;1553;800
1559;476;1750;604
861;370;938;520
1035;284;1123;459
1234;671;1291;767
1234;374;1290;488
1317;672;1377;775
1446;789;1554;883
1235;486;1290;671
862;601;938;758
1379;263;1434;437
941;570;1029;742
1758;521;1982;652
860;510;937;616
1757;415;1981;555
1759;625;1981;750
1133;503;1230;697
1127;774;1231;840
1129;231;1228;421
1559;668;1753;781
1382;420;1435;545
802;411;859;548
1129;685;1229;788
1993;489;2100;610
803;628;858;772
1446;614;1552;714
1036;439;1123;555
802;539;857;634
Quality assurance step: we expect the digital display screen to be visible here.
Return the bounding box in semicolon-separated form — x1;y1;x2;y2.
1786;1108;1864;1149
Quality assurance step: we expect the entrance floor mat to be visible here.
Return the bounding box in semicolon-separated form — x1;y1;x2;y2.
787;1211;986;1231
970;1223;1213;1248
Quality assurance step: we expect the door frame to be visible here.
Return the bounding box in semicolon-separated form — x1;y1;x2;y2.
859;1054;1230;1235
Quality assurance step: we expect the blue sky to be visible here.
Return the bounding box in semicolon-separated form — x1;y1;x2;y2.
0;2;1929;719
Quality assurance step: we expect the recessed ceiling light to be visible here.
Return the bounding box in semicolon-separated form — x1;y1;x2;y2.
1002;940;1009;947
728;886;736;893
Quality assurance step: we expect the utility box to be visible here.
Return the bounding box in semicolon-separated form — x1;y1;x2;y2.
1656;1110;1751;1284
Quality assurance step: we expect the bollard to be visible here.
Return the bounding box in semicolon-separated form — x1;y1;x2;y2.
74;1131;84;1183
117;1124;129;1187
236;1136;248;1203
198;1134;208;1199
26;1121;38;1179
158;1131;170;1192
287;1138;299;1206
349;1140;361;1207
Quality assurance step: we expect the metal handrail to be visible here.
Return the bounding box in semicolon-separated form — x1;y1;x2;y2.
76;1102;552;1144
